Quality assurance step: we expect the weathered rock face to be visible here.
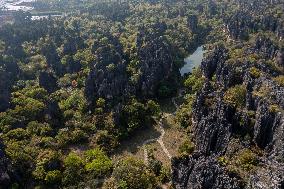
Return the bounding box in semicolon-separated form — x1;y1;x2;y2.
0;56;19;112
172;42;284;188
135;25;179;98
0;71;11;112
39;71;57;93
201;46;228;80
225;11;252;40
85;26;181;105
224;1;284;40
251;36;279;60
172;155;243;189
85;35;133;106
193;92;235;156
187;15;198;32
0;141;12;188
85;61;131;103
276;50;283;68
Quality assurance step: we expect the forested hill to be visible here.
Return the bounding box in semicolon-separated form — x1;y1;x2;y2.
0;0;283;188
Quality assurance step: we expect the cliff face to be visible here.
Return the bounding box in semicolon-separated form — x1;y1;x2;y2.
0;58;19;112
85;25;180;106
224;3;284;40
172;37;284;188
136;26;179;98
0;141;13;188
0;71;11;112
85;36;132;105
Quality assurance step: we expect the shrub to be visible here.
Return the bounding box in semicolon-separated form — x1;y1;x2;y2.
146;100;161;117
45;170;62;184
224;85;247;108
59;90;87;112
96;98;106;108
27;121;52;136
269;104;281;113
184;68;205;93
273;75;284;87
84;148;113;177
236;149;258;170
158;85;172;98
62;152;84;185
249;67;261;78
218;156;229;166
91;130;118;153
253;85;271;98
4;128;28;141
158;167;171;184
119;99;149;136
178;140;195;156
112;157;156;189
176;94;196;128
33;150;61;182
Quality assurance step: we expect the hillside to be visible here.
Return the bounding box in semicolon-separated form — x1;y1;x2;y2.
0;0;283;188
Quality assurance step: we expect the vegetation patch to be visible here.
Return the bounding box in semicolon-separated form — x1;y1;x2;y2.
224;85;247;108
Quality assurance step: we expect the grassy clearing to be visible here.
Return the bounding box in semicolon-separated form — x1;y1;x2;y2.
111;124;161;163
111;112;187;167
163;114;187;158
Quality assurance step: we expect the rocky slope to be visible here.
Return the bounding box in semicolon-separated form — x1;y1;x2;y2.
135;25;179;98
85;26;180;107
0;141;13;188
172;35;284;188
0;71;11;112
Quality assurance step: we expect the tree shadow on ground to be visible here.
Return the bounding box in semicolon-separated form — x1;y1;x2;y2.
112;123;161;156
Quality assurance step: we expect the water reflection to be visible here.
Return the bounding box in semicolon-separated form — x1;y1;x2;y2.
180;46;206;76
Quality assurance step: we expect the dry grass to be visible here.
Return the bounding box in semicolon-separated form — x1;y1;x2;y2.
163;114;187;157
111;113;187;166
111;124;161;163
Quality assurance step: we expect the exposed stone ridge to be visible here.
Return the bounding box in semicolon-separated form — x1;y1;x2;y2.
172;40;284;188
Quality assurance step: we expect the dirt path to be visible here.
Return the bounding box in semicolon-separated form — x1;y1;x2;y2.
143;90;183;164
143;114;172;164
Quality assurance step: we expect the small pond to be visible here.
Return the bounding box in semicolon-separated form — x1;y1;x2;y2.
180;46;206;76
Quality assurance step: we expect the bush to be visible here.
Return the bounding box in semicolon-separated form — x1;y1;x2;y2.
119;99;149;136
59;90;87;112
184;68;205;93
158;85;172;98
27;121;52;136
45;170;62;184
273;75;284;87
218;156;229;166
62;152;84;185
158;167;171;184
4;128;28;141
96;98;106;108
269;104;281;113
236;149;258;170
146;100;161;117
224;85;247;108
249;67;261;78
84;149;113;177
176;94;195;128
178;140;195;156
33;150;61;182
91;130;118;153
112;157;156;189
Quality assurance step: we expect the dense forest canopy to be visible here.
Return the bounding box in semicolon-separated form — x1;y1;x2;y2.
0;0;283;188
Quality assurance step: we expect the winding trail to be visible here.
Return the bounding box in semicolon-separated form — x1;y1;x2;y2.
143;90;183;165
143;114;172;164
